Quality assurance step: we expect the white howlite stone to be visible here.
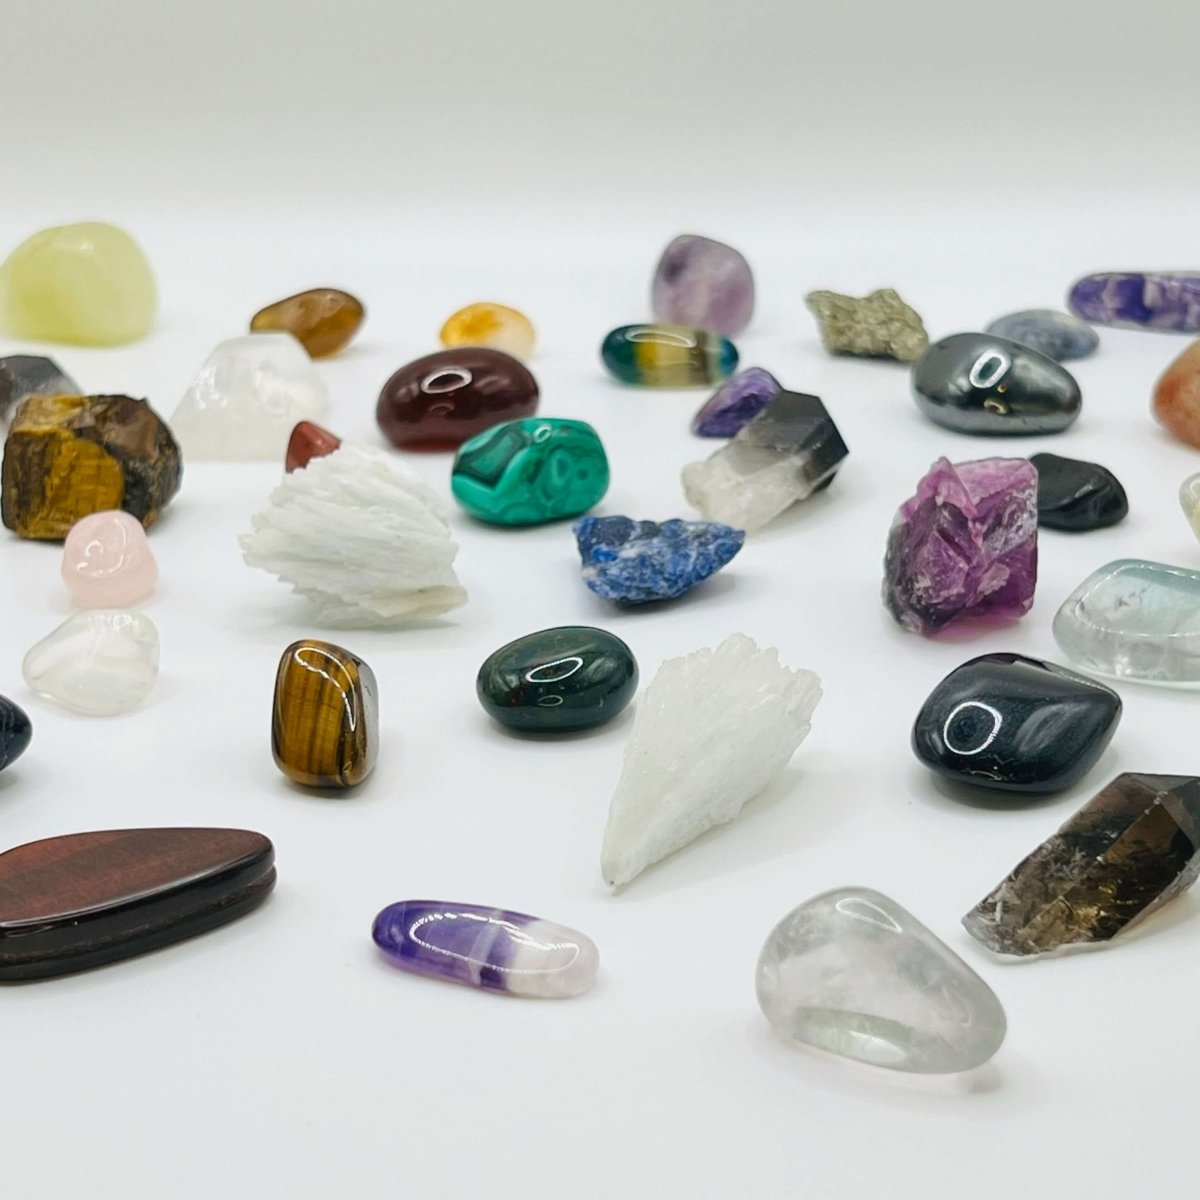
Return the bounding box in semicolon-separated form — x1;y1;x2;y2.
23;610;160;716
600;633;821;887
170;333;329;461
239;444;468;626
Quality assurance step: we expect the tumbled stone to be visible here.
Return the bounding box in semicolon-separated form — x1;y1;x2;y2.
440;302;535;359
285;420;341;473
985;309;1099;361
964;773;1200;956
372;900;599;998
273;640;378;788
477;626;637;733
250;288;364;357
1;394;182;540
0;356;80;425
1152;337;1200;449
451;417;609;525
912;333;1081;435
0;221;156;346
1068;272;1200;331
0;697;32;773
682;391;848;532
757;887;1006;1073
883;457;1038;636
1030;452;1128;532
691;367;780;437
651;235;754;336
1180;473;1200;545
805;288;928;362
600;324;738;388
61;510;157;608
377;347;538;449
574;515;743;605
23;610;159;715
912;653;1121;794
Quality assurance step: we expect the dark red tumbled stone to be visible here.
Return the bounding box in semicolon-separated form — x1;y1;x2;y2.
286;420;342;472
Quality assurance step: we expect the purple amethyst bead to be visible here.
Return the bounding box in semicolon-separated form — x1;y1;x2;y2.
1067;272;1200;332
692;367;780;437
652;234;754;336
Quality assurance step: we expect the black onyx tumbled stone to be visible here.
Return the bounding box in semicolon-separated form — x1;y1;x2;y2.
1029;452;1128;532
0;697;31;773
477;626;638;733
912;652;1121;794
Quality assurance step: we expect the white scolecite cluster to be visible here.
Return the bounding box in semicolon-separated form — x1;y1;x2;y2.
240;445;468;626
601;633;822;887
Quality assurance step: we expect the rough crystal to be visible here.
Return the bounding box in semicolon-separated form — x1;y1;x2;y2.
600;324;738;387
440;302;535;360
1152;337;1200;449
1030;452;1128;532
651;235;754;336
0;356;80;425
61;510;157;608
804;288;928;362
1068;272;1200;331
691;367;780;437
250;288;364;358
985;309;1099;361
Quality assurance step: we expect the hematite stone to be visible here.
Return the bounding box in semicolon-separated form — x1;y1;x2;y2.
1030;452;1128;532
1068;272;1200;332
963;773;1200;956
912;332;1081;436
984;310;1099;362
912;653;1121;794
0;355;79;424
0;697;31;773
691;367;780;437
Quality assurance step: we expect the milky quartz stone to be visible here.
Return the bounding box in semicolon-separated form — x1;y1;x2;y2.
22;610;160;715
756;887;1007;1074
61;511;157;608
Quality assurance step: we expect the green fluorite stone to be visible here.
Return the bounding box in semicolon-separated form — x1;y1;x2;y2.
451;417;609;525
600;323;738;387
477;626;638;732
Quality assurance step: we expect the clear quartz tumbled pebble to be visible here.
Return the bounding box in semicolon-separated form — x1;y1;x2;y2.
61;510;157;608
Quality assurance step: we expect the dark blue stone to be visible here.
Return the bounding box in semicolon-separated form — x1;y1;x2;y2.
0;696;31;773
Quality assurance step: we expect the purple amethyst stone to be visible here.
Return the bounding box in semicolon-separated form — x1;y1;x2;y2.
1068;272;1200;332
692;367;780;437
652;234;754;336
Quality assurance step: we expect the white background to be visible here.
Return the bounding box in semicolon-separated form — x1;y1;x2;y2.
3;2;1200;1198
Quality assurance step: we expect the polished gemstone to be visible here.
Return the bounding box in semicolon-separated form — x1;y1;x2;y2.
1;393;182;540
241;445;467;626
912;332;1081;435
0;828;275;980
0;697;31;773
1030;452;1128;532
377;347;538;449
574;515;743;605
912;653;1121;794
0;221;156;346
963;773;1200;956
651;234;754;336
601;634;821;886
1181;473;1200;545
883;457;1038;635
692;367;780;437
757;887;1006;1074
477;626;637;733
985;309;1098;361
451;417;609;525
1068;272;1200;331
22;610;159;715
440;302;535;360
600;324;738;388
1052;559;1200;687
682;390;848;532
273;640;378;788
250;288;364;357
0;356;80;425
1152;337;1200;449
804;288;928;362
285;420;341;473
61;510;157;608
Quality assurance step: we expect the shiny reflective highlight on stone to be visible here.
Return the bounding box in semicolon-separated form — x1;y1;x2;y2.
1068;272;1200;331
651;234;754;336
285;420;341;473
1181;473;1200;546
250;288;364;357
0;697;31;773
805;288;928;362
61;510;157;608
1153;337;1200;449
0;356;79;425
1030;452;1127;532
692;367;780;437
985;309;1098;361
440;302;535;360
600;324;737;388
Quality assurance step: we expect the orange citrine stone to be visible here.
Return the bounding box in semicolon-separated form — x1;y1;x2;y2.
439;302;535;360
250;288;365;358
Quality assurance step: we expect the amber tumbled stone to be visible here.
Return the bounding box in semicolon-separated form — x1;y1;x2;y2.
273;640;378;789
250;288;365;358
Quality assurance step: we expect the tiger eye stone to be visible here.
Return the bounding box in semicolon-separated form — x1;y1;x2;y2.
440;302;535;359
272;640;378;789
250;288;365;358
600;324;738;387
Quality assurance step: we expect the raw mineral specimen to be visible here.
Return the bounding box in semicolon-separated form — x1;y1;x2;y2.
1;394;182;540
574;515;744;605
240;444;467;626
985;309;1098;361
691;367;780;437
600;324;738;387
285;420;341;473
804;288;928;362
651;234;754;336
1152;337;1200;449
1030;452;1127;532
963;773;1200;956
440;302;536;360
250;288;364;357
600;634;821;886
0;356;80;425
0;697;32;773
1068;272;1200;331
883;457;1038;635
61;510;157;608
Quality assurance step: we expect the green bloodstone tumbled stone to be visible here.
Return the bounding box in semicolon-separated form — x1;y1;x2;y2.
451;417;609;525
600;324;737;387
477;626;638;732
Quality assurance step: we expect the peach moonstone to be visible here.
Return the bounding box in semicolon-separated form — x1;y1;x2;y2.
62;510;157;607
1153;338;1200;449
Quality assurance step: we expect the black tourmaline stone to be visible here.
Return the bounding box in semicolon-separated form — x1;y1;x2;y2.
0;697;31;773
963;773;1200;955
1029;452;1128;532
912;653;1121;794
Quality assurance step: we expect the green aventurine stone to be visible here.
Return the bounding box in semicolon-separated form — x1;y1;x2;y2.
451;417;609;525
477;626;638;733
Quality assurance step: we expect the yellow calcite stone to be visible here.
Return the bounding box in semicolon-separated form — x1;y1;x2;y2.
440;302;535;359
0;222;157;346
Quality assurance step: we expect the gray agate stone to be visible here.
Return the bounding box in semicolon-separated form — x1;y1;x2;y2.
985;309;1099;362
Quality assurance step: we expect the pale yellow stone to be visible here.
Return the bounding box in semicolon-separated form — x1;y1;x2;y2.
439;302;535;359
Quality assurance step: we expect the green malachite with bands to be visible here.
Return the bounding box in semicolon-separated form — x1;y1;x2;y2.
450;417;609;526
600;323;738;387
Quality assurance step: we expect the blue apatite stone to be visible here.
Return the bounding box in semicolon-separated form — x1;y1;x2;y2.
573;516;744;605
984;310;1099;362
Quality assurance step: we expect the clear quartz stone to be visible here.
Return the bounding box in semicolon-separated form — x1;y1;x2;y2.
1180;473;1200;544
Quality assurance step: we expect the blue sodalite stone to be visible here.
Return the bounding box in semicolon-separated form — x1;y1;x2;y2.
573;515;744;605
985;310;1099;362
1068;272;1200;331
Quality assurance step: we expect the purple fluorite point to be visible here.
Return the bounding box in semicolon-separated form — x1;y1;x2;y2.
652;234;755;336
1068;272;1200;332
692;367;780;437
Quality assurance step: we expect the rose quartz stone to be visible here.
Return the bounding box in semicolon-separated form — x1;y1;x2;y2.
61;510;157;607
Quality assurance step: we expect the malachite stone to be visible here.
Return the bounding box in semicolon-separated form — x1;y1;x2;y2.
451;417;609;525
600;324;738;387
477;626;638;732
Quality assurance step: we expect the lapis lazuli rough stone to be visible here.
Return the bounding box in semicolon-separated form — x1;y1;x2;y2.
691;367;780;437
984;310;1099;362
574;515;744;605
1068;273;1200;332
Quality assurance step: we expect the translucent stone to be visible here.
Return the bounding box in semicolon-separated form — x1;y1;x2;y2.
440;302;536;359
600;324;738;388
1181;473;1200;544
61;511;157;608
757;887;1006;1074
250;288;364;358
1153;337;1200;450
22;610;160;715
